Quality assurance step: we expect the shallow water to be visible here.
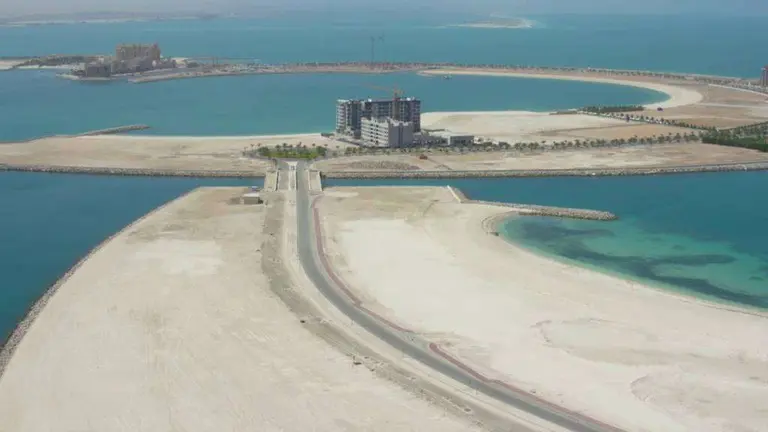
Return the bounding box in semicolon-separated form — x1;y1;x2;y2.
326;173;768;309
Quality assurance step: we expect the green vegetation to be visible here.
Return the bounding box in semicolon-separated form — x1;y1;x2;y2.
581;105;644;114
242;143;328;160
16;55;97;68
701;131;768;152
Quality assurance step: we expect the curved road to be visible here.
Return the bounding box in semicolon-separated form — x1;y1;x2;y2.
288;161;621;432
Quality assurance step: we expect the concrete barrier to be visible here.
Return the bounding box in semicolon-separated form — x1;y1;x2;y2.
309;170;323;192
264;170;278;191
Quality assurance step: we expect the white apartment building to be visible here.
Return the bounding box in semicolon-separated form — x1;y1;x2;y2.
336;97;421;138
360;117;415;148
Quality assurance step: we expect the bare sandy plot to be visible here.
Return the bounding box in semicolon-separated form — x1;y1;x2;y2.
314;143;768;172
422;111;627;143
318;186;768;432
0;133;356;173
0;135;272;173
0;188;481;432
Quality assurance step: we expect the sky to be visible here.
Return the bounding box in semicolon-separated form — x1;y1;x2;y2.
2;0;767;18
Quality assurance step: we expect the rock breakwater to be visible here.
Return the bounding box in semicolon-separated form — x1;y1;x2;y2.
0;164;266;178
447;186;617;221
76;124;150;136
323;161;768;179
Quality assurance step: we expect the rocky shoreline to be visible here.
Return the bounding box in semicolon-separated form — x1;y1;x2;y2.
0;164;266;178
3;160;767;180
448;186;617;221
0;188;208;375
323;161;768;179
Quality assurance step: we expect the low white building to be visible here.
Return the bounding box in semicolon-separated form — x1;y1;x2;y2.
360;117;414;148
429;131;475;147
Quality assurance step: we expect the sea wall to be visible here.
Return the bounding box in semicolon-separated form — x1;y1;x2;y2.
323;162;768;179
447;186;617;221
76;124;150;136
0;164;266;178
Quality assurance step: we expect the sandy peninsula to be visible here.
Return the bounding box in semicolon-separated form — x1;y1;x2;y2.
0;60;24;71
0;133;353;175
318;186;768;432
0;187;483;431
423;69;703;109
4;67;768;177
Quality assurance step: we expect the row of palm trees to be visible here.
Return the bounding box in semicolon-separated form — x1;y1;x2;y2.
238;130;709;161
331;132;704;157
579;110;716;131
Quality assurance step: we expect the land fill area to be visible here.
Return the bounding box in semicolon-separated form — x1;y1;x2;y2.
316;186;768;432
4;68;768;177
0;188;485;431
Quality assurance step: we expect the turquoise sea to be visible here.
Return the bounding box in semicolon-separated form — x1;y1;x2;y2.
1;14;768;342
0;69;666;142
326;174;768;309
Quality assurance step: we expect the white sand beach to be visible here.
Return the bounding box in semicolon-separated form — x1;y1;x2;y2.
319;187;768;432
0;188;483;431
423;69;704;109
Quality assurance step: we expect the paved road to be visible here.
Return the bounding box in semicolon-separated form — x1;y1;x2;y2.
288;161;621;432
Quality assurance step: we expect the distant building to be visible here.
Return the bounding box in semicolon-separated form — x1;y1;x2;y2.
116;43;161;63
110;43;173;75
84;62;111;78
360;117;415;147
761;66;768;87
336;97;421;137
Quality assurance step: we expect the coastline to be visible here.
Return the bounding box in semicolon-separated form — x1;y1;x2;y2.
0;188;197;372
495;216;768;315
319;186;768;431
0;187;484;431
420;69;703;109
320;161;768;178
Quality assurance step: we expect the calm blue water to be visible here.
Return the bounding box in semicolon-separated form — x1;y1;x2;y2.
325;174;768;309
1;14;766;76
0;70;666;142
0;172;257;342
1;14;768;345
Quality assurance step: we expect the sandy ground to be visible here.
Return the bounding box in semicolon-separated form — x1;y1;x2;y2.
0;133;352;173
426;69;768;128
423;69;704;109
0;187;482;431
313;143;768;172
421;111;696;143
318;186;768;432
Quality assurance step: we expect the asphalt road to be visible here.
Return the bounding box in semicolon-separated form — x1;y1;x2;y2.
288;161;621;432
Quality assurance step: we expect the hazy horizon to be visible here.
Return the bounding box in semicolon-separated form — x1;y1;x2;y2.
2;0;768;19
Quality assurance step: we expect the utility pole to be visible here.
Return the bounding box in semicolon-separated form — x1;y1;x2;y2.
369;35;384;69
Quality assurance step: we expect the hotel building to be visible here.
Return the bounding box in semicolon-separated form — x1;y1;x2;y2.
360;117;415;148
336;97;421;138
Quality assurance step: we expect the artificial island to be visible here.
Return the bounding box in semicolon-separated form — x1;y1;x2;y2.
1;46;768;432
